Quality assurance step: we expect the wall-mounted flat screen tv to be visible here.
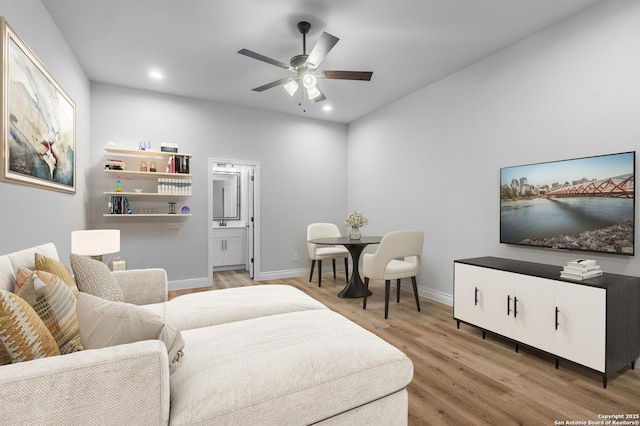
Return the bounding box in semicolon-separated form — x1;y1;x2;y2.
500;151;635;255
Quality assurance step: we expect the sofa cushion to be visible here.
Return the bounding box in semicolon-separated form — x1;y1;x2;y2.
0;290;60;365
14;268;83;355
169;309;414;425
34;253;79;296
143;284;328;331
76;292;184;369
70;254;124;302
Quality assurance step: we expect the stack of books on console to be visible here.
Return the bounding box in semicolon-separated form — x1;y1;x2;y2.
560;259;603;280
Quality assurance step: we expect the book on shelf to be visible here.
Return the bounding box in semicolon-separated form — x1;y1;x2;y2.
108;195;132;214
560;268;603;280
562;264;601;273
164;155;190;174
104;159;126;170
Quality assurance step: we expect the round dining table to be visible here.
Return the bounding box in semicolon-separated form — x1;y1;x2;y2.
308;236;382;298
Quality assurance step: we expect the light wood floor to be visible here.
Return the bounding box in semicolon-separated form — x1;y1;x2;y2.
169;270;640;426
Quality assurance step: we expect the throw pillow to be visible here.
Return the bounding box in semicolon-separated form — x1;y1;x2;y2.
0;290;60;365
34;253;79;296
69;254;124;302
15;268;83;355
76;292;184;370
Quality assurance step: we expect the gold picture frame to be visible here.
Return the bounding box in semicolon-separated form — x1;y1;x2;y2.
0;17;76;193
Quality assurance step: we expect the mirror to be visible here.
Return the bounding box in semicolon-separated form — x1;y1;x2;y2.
212;172;240;221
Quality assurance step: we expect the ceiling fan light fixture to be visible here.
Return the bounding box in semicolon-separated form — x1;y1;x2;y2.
283;79;299;96
302;74;317;89
307;86;322;100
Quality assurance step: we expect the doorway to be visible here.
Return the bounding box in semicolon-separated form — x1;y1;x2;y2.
208;158;260;283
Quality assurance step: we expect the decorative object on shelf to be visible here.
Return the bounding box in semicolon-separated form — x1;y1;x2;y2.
160;143;178;153
134;188;142;193
181;205;190;214
149;162;156;172
0;17;76;193
71;229;120;262
139;161;147;172
344;211;368;240
560;259;603;280
157;178;192;194
115;177;122;192
168;202;177;214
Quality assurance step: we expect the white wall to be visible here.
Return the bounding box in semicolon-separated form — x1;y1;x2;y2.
90;83;348;284
347;0;640;304
0;0;90;258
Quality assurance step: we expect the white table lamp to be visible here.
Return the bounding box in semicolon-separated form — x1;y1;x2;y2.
71;229;120;261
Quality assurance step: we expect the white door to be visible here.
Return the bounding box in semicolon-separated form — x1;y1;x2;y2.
512;275;555;353
247;168;255;278
554;281;606;372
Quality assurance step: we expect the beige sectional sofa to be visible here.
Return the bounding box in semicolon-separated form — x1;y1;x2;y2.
0;243;414;425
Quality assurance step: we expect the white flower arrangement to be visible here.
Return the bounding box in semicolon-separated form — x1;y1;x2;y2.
344;211;369;228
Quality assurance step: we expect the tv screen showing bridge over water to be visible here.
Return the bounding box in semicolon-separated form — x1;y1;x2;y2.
500;151;635;255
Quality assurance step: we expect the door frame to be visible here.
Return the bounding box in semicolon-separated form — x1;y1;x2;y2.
208;157;260;283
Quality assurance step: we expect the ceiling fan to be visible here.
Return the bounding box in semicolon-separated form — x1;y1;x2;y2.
238;21;372;105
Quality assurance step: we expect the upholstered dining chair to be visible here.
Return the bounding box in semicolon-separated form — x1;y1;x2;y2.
307;223;350;288
362;230;424;319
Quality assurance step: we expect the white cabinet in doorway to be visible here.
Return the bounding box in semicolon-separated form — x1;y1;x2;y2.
212;228;246;268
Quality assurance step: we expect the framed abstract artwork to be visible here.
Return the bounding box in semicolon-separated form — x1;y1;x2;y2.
0;17;76;193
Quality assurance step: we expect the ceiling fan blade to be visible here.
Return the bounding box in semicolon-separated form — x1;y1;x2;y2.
252;77;294;92
321;71;373;81
305;32;339;69
238;48;290;69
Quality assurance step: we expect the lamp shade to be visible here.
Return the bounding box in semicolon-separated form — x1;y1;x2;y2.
71;229;120;257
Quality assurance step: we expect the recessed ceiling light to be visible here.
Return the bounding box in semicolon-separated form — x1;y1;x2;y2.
148;70;164;80
322;105;332;112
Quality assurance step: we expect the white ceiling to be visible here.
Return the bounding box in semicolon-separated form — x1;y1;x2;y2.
42;0;602;124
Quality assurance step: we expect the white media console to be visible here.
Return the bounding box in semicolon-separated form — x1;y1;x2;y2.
453;257;640;387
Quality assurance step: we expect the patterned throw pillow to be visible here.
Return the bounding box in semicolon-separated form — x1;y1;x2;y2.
34;253;79;296
76;292;184;371
69;254;124;302
15;268;83;355
0;290;60;365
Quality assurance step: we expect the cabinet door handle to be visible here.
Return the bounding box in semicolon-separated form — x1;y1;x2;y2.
555;307;559;330
221;240;224;250
474;287;479;306
507;295;511;316
513;297;518;318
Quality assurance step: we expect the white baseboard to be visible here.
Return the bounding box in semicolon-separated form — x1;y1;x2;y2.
375;280;453;306
256;268;309;281
168;277;210;291
417;284;453;307
172;270;454;308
